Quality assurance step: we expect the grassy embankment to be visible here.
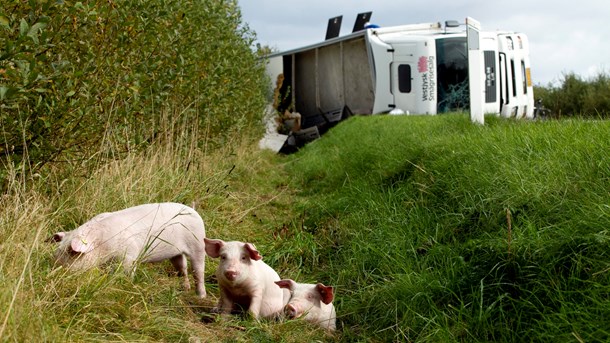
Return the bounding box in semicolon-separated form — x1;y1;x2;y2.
284;114;610;342
1;113;608;342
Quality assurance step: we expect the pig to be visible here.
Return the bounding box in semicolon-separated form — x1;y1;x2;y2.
203;238;288;319
50;202;206;297
275;279;336;331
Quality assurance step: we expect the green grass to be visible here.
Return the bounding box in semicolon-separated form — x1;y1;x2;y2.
283;114;610;342
0;134;325;342
1;114;609;342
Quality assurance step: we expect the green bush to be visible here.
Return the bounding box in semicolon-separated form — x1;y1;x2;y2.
535;72;610;118
0;0;267;188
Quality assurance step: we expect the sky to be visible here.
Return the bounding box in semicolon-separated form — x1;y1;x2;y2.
237;0;609;86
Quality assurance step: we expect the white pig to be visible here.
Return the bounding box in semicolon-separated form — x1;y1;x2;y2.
51;202;206;297
275;279;336;331
204;238;288;319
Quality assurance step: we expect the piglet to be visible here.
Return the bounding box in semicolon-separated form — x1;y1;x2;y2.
50;202;207;297
275;279;337;331
204;238;287;319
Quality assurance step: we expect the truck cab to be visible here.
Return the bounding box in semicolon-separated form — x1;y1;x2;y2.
367;24;534;117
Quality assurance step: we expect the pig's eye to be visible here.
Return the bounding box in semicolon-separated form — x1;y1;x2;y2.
241;255;248;261
220;254;227;260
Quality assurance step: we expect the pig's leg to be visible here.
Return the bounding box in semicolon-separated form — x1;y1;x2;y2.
170;254;191;291
213;289;235;314
247;289;264;319
189;252;206;298
122;255;137;276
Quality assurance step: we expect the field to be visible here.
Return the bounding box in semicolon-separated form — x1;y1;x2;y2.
1;113;609;342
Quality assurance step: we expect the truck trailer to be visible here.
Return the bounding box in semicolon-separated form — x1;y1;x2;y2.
261;13;534;151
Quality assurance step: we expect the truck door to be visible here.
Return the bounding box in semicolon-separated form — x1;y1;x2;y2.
391;61;415;112
390;43;418;114
391;42;436;115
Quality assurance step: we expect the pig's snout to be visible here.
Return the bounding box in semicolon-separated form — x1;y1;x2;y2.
224;270;239;281
284;303;300;319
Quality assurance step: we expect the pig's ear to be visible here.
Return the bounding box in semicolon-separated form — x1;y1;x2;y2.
203;238;224;258
275;279;295;290
244;243;262;261
316;283;334;304
47;232;66;243
70;236;94;254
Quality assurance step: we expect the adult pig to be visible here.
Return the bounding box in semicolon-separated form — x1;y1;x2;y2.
204;238;287;319
275;279;336;331
51;202;206;297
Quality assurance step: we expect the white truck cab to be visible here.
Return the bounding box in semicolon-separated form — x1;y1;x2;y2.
366;22;534;118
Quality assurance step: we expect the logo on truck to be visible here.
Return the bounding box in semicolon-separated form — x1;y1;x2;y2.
419;56;436;102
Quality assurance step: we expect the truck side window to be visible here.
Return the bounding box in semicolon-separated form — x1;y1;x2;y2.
398;64;412;93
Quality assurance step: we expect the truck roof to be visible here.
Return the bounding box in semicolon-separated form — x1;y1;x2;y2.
265;21;451;59
265;30;368;59
264;21;529;60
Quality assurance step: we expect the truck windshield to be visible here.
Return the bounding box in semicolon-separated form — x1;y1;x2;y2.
436;37;468;112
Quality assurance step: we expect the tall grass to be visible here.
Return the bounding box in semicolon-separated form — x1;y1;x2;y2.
0;122;328;342
1;111;608;341
283;114;610;342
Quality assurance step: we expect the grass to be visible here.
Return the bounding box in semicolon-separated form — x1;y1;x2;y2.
1;113;609;342
0;130;323;342
284;114;610;342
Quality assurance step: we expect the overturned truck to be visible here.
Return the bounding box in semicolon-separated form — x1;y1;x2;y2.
261;13;534;152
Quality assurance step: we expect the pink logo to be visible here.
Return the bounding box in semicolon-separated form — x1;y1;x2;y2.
418;56;428;73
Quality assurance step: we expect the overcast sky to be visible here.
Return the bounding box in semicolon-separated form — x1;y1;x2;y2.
237;0;609;86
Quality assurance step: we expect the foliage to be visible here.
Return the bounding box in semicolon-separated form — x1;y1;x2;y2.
0;0;267;189
534;71;610;118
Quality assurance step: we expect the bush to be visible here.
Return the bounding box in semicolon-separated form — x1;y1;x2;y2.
535;72;610;118
0;0;267;188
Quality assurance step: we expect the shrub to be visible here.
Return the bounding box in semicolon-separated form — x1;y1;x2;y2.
0;0;267;188
535;71;610;118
